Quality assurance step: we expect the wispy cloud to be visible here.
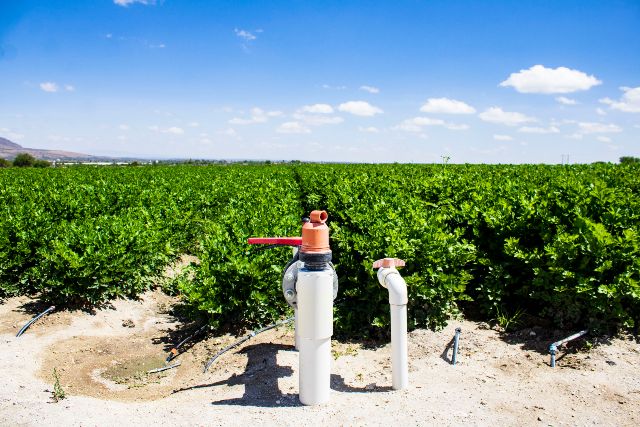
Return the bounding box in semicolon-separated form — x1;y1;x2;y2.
493;134;513;141
517;126;560;134
577;122;622;134
277;121;311;134
39;82;58;93
360;85;380;94
478;107;536;126
394;116;468;132
500;65;601;94
597;136;612;143
149;125;185;135
358;126;380;133
113;0;156;7
555;96;577;105
420;98;476;114
338;101;383;117
600;86;640;113
234;28;257;41
0;127;25;141
300;104;334;114
229;108;282;125
322;84;347;90
293;113;343;126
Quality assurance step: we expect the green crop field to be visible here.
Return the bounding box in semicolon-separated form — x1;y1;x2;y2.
1;163;639;336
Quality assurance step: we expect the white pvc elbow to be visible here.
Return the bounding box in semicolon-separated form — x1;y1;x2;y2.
377;268;409;306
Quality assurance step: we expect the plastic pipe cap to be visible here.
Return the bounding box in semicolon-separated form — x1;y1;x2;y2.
301;210;330;254
373;258;406;269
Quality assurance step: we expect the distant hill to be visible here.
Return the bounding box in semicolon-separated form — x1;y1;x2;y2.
0;137;97;161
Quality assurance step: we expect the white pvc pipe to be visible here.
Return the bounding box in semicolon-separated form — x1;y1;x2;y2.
296;267;334;405
294;308;300;350
390;303;408;389
292;248;300;351
377;268;409;390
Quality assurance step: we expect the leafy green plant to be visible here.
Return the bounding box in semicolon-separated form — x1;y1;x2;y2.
492;307;525;331
1;163;638;335
52;368;66;402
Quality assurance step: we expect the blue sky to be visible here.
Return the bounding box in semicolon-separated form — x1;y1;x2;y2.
1;0;639;163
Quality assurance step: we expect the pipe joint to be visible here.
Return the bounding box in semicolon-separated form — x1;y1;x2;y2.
377;267;408;306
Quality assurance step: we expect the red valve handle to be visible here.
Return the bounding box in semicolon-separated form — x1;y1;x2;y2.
247;237;303;246
373;258;406;269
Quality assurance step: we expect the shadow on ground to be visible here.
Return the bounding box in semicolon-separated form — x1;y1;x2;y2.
172;342;391;407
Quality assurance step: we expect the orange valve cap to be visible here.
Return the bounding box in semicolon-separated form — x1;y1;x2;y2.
300;210;330;254
373;258;406;269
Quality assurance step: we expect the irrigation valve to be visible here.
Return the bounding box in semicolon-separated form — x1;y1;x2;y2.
374;257;409;390
248;210;338;406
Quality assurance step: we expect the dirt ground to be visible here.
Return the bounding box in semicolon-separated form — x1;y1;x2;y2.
1;290;639;426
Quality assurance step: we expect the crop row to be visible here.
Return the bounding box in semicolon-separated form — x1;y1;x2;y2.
1;163;638;334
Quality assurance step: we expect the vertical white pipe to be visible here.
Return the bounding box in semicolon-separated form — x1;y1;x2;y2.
296;268;334;405
378;269;409;390
390;304;408;389
294;308;300;350
292;247;300;351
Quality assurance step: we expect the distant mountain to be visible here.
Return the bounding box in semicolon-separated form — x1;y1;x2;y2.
0;137;97;161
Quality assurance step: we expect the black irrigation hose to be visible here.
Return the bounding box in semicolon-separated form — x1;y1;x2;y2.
16;305;56;337
166;324;210;363
203;316;294;373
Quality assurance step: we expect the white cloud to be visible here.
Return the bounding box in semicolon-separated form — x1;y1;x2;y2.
277;121;311;134
218;128;238;137
360;85;380;94
234;28;257;41
149;125;185;135
118;124;130;131
322;84;347;90
478;107;536;126
493;134;513;141
577;122;622;134
293;113;343;126
444;123;469;131
64;84;75;92
500;65;602;94
40;82;58;93
600;86;640;113
229;108;282;125
113;0;156;6
410;117;444;126
394;117;468;132
0;128;25;141
393;121;422;133
597;136;612;143
555;96;576;105
596;108;607;116
188;122;200;127
338;101;383;117
301;104;334;114
517;126;560;134
164;127;184;135
420;98;476;114
358;126;380;133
